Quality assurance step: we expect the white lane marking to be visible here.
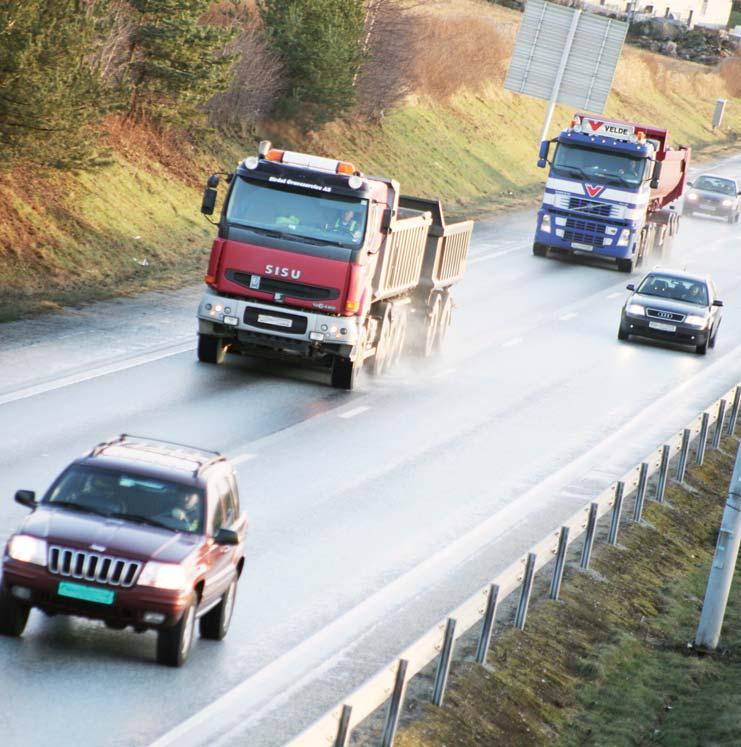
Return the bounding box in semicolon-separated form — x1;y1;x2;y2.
607;292;622;299
432;367;457;380
0;339;195;407
231;453;257;466
468;245;524;265
559;312;578;321
502;337;522;348
338;406;370;419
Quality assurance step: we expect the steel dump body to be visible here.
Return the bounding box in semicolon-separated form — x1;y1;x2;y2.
652;146;690;208
399;196;474;292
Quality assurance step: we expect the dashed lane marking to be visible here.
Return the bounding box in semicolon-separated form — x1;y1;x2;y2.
339;406;370;419
502;337;523;348
559;312;578;321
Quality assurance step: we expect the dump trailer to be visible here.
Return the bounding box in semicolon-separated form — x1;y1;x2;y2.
533;113;691;272
196;141;474;389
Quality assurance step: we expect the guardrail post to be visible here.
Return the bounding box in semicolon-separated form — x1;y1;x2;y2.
711;400;728;450
475;584;499;664
696;412;710;465
432;618;456;707
580;503;598;570
632;462;649;522
608;482;625;545
726;386;740;436
334;705;352;747
676;429;691;483
549;526;570;600
381;659;408;747
515;553;537;629
655;445;670;503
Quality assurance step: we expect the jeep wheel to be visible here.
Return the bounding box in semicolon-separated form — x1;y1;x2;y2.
200;578;237;641
197;333;226;364
156;596;196;667
0;587;30;637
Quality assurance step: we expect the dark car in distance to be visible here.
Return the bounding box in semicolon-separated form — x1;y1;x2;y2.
683;174;740;223
0;435;247;666
618;269;723;355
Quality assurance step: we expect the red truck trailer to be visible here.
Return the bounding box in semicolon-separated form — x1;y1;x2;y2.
196;142;474;389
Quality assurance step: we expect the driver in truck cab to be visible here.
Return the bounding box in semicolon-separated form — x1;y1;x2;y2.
333;208;361;242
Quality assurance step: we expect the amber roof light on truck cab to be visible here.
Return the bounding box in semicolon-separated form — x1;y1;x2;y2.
245;139;361;178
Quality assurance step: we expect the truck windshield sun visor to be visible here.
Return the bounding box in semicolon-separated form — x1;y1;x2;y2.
552;144;646;187
226;177;369;251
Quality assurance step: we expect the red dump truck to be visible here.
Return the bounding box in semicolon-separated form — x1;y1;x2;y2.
196;142;474;388
534;113;691;271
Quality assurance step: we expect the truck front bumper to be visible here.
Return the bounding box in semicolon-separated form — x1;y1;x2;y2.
197;291;360;359
535;209;635;260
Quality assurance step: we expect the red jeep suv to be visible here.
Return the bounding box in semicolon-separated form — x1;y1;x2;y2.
0;435;247;666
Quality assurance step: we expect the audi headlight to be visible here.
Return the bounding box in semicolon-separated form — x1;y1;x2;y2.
8;535;47;566
686;192;698;201
138;561;187;591
626;303;645;316
685;315;707;328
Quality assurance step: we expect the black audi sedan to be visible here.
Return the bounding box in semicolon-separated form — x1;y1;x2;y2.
618;270;723;355
683;174;740;223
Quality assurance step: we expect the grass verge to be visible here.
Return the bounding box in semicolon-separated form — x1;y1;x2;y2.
392;436;741;747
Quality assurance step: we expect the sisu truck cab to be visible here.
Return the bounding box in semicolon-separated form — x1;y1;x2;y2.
196;141;473;389
533;113;690;272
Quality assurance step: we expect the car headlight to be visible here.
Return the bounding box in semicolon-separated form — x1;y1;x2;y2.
686;192;698;201
685;315;707;328
8;535;47;566
626;303;645;316
722;199;733;207
138;561;188;591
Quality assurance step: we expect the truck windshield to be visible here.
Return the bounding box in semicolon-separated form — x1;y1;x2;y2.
552;144;646;187
45;465;205;534
226;177;368;247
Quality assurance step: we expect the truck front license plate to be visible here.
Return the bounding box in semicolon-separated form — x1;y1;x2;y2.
649;321;676;333
257;314;293;328
58;581;115;605
571;242;593;251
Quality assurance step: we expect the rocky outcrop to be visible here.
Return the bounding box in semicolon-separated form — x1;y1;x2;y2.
628;19;739;64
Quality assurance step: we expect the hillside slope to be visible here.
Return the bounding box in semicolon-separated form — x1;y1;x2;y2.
1;0;739;321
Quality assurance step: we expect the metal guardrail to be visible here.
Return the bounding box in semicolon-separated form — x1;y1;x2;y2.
287;382;741;747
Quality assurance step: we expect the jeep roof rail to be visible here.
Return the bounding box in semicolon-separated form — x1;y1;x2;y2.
89;434;127;457
89;433;223;465
193;454;227;477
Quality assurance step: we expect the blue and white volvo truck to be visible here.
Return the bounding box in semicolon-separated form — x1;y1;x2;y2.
533;113;691;272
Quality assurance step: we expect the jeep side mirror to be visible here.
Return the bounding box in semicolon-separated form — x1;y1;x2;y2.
537;140;550;168
650;160;662;189
214;527;239;545
381;207;395;233
15;490;36;509
687;180;693;187
201;187;217;216
713;299;724;307
626;283;635;291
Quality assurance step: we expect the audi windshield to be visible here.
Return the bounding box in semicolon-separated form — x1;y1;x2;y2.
552;144;647;187
226;178;368;248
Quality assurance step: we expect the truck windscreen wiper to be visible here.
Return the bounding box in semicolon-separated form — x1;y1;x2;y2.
554;165;590;179
601;171;633;186
241;225;287;239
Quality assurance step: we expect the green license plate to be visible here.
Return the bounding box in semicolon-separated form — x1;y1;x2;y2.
58;581;115;605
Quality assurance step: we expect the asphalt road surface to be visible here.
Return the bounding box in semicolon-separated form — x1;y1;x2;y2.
1;153;741;747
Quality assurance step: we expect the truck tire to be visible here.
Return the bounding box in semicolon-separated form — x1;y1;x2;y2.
617;258;634;273
156;595;196;667
434;294;453;352
532;243;547;257
0;587;30;637
199;578;237;641
388;309;408;368
423;295;442;357
198;333;226;365
369;306;392;376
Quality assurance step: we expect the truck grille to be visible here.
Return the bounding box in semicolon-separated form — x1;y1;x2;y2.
227;271;339;301
553;193;625;219
48;545;142;588
646;308;685;323
564;217;607;245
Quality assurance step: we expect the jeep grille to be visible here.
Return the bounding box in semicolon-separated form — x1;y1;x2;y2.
48;546;142;588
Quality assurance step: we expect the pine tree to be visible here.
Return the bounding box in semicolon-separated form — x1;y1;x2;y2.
125;0;238;123
259;0;366;128
0;0;116;169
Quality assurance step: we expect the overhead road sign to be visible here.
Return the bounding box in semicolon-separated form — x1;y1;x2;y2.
504;0;628;142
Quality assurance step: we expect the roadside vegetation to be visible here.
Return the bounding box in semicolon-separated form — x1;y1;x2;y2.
392;435;741;747
2;0;741;320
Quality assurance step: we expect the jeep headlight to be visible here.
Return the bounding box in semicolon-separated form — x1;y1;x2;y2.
8;535;47;566
685;315;707;328
138;561;187;591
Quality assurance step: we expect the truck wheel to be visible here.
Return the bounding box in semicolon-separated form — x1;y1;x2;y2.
617;258;634;273
423;295;442;357
532;243;547;257
369;307;392;376
0;587;30;637
388;310;408;368
199;578;237;641
156;596;196;667
434;294;453;352
198;333;226;365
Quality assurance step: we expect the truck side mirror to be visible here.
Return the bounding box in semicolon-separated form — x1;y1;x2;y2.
15;490;36;509
201;187;217;216
650;161;662;189
537;140;550;168
207;174;220;188
381;207;395;233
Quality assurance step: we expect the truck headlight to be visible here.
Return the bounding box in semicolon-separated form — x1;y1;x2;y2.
617;229;631;247
685;315;707;328
626;303;645;316
138;561;187;591
540;214;551;234
8;535;47;566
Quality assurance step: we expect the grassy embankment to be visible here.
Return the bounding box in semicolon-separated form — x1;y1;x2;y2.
1;0;740;321
393;434;741;747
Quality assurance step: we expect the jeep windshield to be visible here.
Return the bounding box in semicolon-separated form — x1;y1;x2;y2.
44;465;205;534
693;176;736;196
552;144;646;187
226;177;368;249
